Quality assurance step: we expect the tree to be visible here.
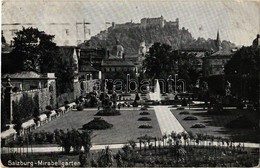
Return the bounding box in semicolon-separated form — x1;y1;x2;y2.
225;46;259;75
10;27;58;73
143;43;200;91
143;42;176;80
224;46;259;100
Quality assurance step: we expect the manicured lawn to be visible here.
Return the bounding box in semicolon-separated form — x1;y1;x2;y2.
34;109;162;145
171;108;259;143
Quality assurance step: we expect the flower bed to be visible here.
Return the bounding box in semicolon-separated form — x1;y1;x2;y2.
179;111;190;115
139;111;150;115
183;116;198;120
95;109;121;116
176;107;185;110
138;124;153;129
138;117;152;121
140;107;148;110
82;117;113;130
191;123;206;128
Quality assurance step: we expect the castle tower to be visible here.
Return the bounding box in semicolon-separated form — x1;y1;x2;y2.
216;30;222;51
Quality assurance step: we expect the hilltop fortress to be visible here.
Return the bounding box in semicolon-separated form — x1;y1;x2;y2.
111;15;179;29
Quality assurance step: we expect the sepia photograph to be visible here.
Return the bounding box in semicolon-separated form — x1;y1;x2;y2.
1;0;259;167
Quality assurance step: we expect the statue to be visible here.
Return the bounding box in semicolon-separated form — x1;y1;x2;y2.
225;81;231;96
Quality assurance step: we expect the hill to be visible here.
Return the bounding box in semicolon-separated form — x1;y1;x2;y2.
81;20;236;54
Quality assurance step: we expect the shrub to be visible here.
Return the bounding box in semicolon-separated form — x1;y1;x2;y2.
143;104;150;108
138;117;151;121
77;105;84;111
44;111;52;118
95;109;121;116
179;111;190;115
183;116;198;120
236;102;245;109
191;123;206;128
139;124;153;129
140;107;148;110
177;107;185;110
45;105;53;111
139;111;150;115
82;117;113;130
225;115;258;129
181;99;188;106
55;109;63;115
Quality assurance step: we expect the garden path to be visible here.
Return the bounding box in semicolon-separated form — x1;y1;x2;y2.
154;106;186;135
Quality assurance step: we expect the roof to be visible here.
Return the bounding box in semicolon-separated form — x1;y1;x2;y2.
2;71;41;79
80;64;99;72
102;58;135;67
2;71;56;79
211;50;233;56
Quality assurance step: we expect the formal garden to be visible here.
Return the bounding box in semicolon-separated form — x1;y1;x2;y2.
2;131;259;167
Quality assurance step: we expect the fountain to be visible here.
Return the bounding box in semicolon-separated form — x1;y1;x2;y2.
149;79;161;101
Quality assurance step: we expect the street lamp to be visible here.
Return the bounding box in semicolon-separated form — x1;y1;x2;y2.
174;74;178;94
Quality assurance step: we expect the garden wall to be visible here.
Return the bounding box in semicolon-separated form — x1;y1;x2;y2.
10;88;55;122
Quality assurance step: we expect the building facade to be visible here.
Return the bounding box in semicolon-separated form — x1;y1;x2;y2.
202;50;234;77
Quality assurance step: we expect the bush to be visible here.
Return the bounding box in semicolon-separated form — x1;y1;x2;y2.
77;105;84;111
95;109;121;116
183;116;198;120
191;123;206;128
179;111;190;115
236;102;245;109
44;111;52;118
82;118;113;130
140;107;148;110
139;111;150;115
177;107;185;110
181;99;188;106
225;115;258;129
55;109;63;115
45;105;53;110
138;117;151;121
139;124;153;129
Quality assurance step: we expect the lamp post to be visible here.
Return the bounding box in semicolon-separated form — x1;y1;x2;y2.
127;74;130;93
174;74;178;94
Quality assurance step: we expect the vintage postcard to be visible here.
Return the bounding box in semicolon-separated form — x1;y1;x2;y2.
1;0;259;167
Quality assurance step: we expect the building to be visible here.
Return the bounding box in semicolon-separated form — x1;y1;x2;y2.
110;16;179;30
202;50;234;77
101;44;136;79
1;71;57;123
79;48;107;72
2;71;56;92
176;48;210;72
140;15;179;29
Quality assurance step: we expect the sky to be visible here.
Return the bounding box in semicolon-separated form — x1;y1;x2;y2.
1;0;260;46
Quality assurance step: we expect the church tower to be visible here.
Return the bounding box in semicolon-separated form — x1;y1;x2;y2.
216;30;222;51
